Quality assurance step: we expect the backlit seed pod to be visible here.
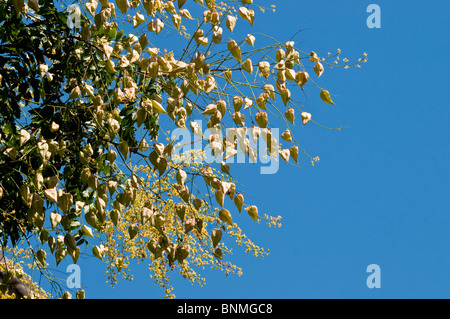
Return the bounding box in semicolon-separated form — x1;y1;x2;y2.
274;60;285;70
212;26;223;43
295;71;309;87
179;9;193;19
246;34;255;46
234;193;244;213
232;112;245;126
256;93;269;109
290;146;299;163
285;41;295;53
176;169;187;185
320;89;335;105
211;228;222;247
107;148;117;163
219;208;233;225
280;88;291;106
202;103;217;115
190;121;203;137
250;126;261;143
314;62;324;77
285;68;296;81
233;96;243;112
242;58;253;74
276;48;286;62
203;10;211;23
281;129;293;142
118;140;129;159
106;59;116;73
258;61;271;78
280;149;290;163
226;15;236;32
215;189;225;206
116;0;130;15
19;129;30;146
221;161;230;175
211;10;219;25
301;111;312;126
227;40;241;61
285;108;295;124
210;110;223;126
215;66;226;82
263;84;275;100
172;13;181;30
277;69;286;82
238;7;254;26
243;97;253;110
245;205;258;221
310;51;320;62
216;100;227;117
255;112;268;128
241;0;253;4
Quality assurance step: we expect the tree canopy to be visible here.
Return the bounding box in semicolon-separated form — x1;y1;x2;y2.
0;0;366;298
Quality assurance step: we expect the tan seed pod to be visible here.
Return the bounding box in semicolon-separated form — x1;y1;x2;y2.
285;108;295;125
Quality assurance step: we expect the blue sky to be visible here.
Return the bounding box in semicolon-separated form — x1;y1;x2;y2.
48;0;450;298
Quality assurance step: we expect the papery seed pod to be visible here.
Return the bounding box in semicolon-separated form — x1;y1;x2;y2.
234;194;244;213
243;97;253;110
233;96;243;112
310;51;320;62
180;8;193;19
245;205;258;221
242;58;253;74
212;26;223;43
264;84;275;100
290;146;299;163
320;89;335;105
211;228;222;247
255;112;268;128
280;88;291;106
285;68;296;81
19;129;30;146
246;34;255;46
295;71;309;87
256;93;269;109
238;7;254;26
301;111;312;126
314;62;324;77
276;48;286;62
250;126;261;143
279;149;290;163
221;161;230;175
219;208;233;225
172;13;181;30
258;61;270;78
285;108;295;125
226;15;237;32
232;112;245;126
224;69;232;82
227;40;241;62
116;0;130;14
118;140;129;159
216;100;227;117
202;103;217;115
281;129;293;142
